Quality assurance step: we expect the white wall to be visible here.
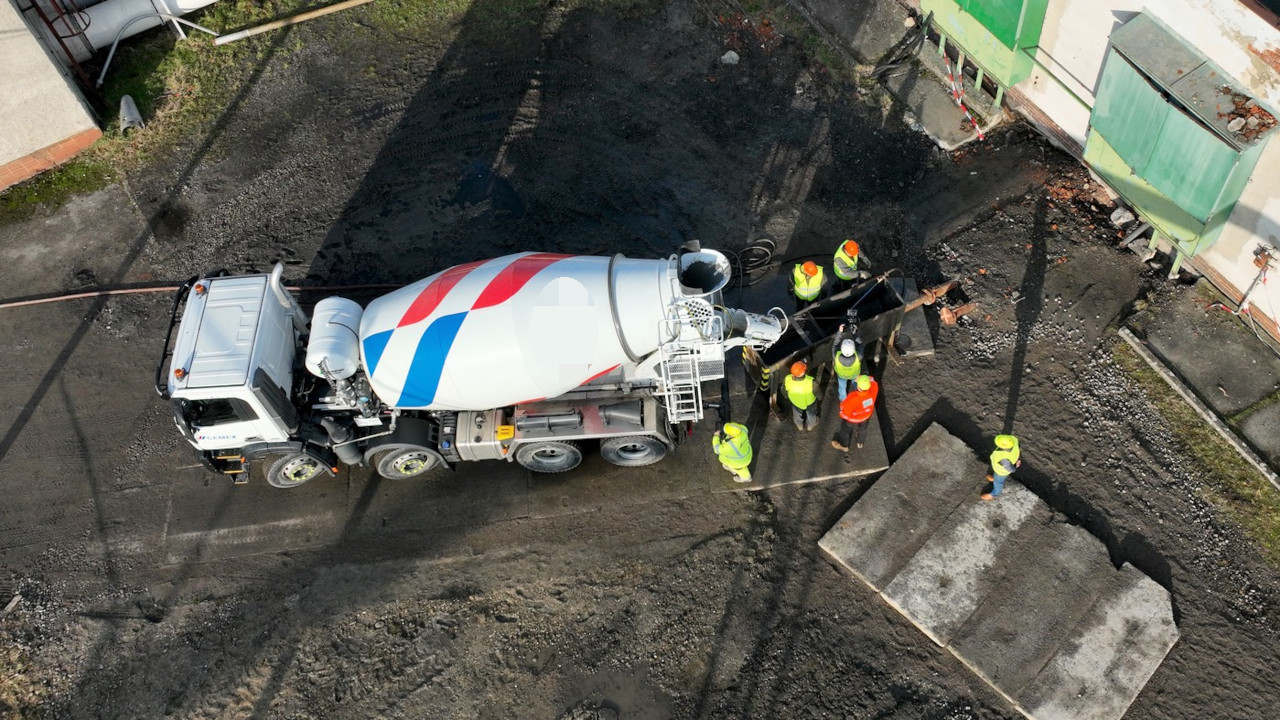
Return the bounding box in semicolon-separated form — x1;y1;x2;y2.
1014;0;1280;328
0;0;98;167
1020;0;1280;146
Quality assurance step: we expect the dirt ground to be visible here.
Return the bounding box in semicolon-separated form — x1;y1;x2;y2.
2;1;1279;718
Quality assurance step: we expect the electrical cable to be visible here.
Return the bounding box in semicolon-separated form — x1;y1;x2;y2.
724;237;777;289
870;11;933;80
0;282;402;310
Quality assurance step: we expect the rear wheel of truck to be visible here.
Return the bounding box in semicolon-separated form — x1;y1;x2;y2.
599;435;667;467
514;441;582;473
372;446;440;479
267;453;327;488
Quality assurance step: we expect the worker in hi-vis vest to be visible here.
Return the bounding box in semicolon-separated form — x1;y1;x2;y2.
831;327;863;402
983;435;1021;500
792;261;825;310
832;239;870;287
832;374;878;453
782;360;820;431
713;422;753;482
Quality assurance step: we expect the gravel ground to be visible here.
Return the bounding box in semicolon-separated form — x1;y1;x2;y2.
2;1;1279;718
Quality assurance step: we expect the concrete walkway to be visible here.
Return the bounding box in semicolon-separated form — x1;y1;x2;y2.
820;423;1179;720
1126;279;1280;475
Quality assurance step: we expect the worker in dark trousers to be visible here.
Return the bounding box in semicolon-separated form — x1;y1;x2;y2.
782;361;820;431
791;261;825;311
982;435;1021;500
832;374;878;453
832;239;871;291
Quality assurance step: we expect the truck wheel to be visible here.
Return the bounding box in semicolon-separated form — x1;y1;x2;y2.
514;441;582;473
599;435;667;467
372;446;440;479
267;453;326;488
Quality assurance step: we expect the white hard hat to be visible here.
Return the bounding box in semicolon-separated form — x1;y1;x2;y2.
840;339;856;357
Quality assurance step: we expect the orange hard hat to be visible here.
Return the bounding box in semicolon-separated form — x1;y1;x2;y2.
843;240;860;256
790;361;807;377
801;261;819;276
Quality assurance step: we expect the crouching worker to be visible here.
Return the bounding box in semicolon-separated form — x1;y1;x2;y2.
713;423;754;483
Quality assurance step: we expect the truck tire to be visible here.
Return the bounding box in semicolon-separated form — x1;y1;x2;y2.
372;446;440;479
599;435;667;467
267;453;327;488
514;441;582;473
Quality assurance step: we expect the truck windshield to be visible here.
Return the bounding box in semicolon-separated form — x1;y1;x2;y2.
175;398;259;427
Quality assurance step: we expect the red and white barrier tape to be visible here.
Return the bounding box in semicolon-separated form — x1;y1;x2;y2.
942;55;985;141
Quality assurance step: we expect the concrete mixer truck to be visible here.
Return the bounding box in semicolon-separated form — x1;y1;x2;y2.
155;249;786;487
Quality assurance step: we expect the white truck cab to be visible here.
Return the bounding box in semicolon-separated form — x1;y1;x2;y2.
159;268;309;472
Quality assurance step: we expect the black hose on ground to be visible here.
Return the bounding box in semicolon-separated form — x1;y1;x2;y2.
870;11;933;80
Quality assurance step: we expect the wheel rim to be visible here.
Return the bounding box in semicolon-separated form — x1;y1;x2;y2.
279;457;321;486
613;443;652;461
390;451;431;476
517;442;582;472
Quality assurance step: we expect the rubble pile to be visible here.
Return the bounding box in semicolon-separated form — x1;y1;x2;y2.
1218;87;1276;142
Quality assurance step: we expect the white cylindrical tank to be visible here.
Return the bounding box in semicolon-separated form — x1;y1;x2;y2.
60;0;219;62
359;252;727;410
306;296;364;380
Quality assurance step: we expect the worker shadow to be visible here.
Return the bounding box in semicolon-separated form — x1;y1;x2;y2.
1002;196;1050;432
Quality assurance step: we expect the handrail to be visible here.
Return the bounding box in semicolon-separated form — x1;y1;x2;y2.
97;13;219;87
1019;45;1095;111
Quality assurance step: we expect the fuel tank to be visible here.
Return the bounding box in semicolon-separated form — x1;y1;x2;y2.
358;251;729;410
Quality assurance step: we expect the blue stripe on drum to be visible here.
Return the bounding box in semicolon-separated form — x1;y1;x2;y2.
397;312;469;407
362;329;394;376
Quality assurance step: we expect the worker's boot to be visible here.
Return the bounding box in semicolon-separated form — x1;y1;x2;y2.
830;440;848;452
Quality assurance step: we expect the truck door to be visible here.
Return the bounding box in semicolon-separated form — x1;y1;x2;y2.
175;397;266;450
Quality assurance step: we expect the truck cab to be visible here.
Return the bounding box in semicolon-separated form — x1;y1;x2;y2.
158;269;308;477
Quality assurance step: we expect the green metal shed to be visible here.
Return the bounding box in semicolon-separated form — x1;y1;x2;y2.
1084;12;1276;266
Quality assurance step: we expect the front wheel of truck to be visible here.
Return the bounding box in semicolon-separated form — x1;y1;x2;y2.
267;453;327;488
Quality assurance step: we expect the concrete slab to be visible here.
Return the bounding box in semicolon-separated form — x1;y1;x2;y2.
889;277;935;357
1242;400;1280;467
881;62;983;151
949;522;1115;695
788;0;905;64
1130;280;1280;417
818;423;978;589
820;424;1179;720
881;482;1048;646
1020;564;1180;720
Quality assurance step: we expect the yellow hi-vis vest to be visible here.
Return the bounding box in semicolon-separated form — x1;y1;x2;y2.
833;245;860;281
784;374;816;409
832;346;861;379
713;424;753;468
792;264;824;300
990;436;1020;475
